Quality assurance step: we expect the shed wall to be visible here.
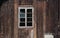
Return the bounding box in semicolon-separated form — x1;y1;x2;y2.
0;0;59;38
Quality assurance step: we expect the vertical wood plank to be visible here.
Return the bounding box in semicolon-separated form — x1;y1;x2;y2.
14;0;18;38
43;1;47;33
33;0;37;38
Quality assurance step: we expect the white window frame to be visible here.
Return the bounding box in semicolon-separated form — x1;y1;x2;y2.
18;7;34;28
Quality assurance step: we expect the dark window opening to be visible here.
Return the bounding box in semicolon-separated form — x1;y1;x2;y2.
20;18;25;23
27;23;32;26
27;18;32;21
20;9;25;13
20;23;25;26
27;14;32;17
27;9;32;14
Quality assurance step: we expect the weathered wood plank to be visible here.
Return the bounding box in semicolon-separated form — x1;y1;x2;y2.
14;0;18;38
0;0;14;38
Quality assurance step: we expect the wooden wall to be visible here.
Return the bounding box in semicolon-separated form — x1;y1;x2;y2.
46;0;58;33
0;0;59;38
0;0;14;38
46;0;60;38
57;0;60;38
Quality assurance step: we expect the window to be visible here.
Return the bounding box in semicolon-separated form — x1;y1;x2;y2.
18;7;34;28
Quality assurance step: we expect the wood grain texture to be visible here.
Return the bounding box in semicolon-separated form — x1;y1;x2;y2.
46;0;59;38
0;0;14;38
14;0;18;38
0;0;59;38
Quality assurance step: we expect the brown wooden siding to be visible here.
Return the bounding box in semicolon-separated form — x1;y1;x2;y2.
0;0;59;38
0;0;14;38
36;1;47;38
46;0;58;36
46;0;59;38
58;0;60;38
18;0;33;5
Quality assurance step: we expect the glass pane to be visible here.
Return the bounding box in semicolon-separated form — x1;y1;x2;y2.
27;9;32;26
27;14;32;17
27;23;32;26
20;9;25;13
20;23;25;26
20;14;25;17
27;9;32;14
20;18;25;22
27;18;32;21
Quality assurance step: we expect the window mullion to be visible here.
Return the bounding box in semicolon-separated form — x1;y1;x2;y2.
32;8;33;27
25;8;27;28
18;8;20;28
